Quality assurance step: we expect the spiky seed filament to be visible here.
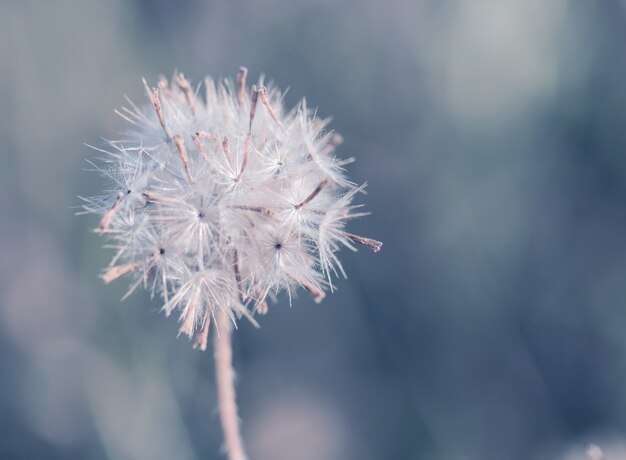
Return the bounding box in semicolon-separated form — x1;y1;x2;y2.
256;298;269;315
329;133;344;147
257;86;286;132
231;205;274;217
151;87;170;138
173;134;193;182
249;85;259;132
301;279;326;303
174;73;195;114
179;294;198;338
295;179;329;209
192;131;214;162
99;192;124;232
342;231;383;252
193;310;211;351
158;75;173;98
101;261;143;284
236;135;251;182
236;67;248;107
221;136;230;158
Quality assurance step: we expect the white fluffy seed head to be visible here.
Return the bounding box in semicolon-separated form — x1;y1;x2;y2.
80;69;381;349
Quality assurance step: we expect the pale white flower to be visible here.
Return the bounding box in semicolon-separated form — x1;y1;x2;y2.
80;68;381;350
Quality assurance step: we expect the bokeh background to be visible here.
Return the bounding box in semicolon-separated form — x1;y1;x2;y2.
3;1;626;459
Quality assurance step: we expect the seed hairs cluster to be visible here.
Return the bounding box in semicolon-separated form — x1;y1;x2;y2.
81;68;381;349
80;68;381;460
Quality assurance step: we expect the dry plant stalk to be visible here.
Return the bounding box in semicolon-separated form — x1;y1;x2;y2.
80;68;381;460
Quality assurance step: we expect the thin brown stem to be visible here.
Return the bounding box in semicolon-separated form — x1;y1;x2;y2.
342;232;383;252
236;135;251;182
214;311;247;460
233;250;243;294
295;179;329;209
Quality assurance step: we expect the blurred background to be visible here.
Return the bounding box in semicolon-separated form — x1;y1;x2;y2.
3;0;626;459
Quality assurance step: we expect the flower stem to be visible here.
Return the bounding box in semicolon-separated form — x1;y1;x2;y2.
214;310;247;460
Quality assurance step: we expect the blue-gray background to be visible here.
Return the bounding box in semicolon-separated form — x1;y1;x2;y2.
3;1;626;459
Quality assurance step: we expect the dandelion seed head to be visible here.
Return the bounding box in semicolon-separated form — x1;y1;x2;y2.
81;68;381;349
